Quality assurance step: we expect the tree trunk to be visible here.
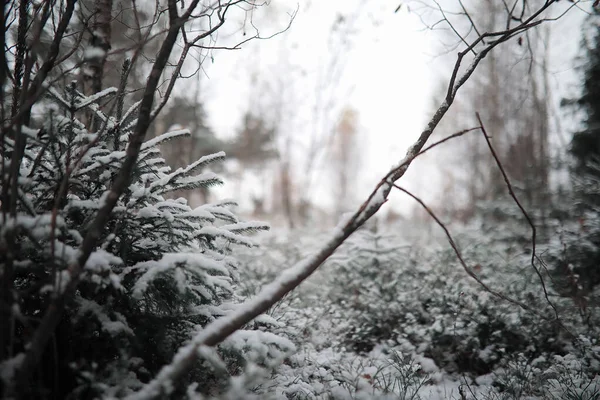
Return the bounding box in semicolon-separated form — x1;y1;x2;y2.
84;0;113;95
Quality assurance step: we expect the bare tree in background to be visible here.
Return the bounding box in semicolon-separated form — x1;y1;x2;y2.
331;106;362;218
244;0;368;227
240;46;300;228
420;0;555;219
82;0;113;96
297;5;362;224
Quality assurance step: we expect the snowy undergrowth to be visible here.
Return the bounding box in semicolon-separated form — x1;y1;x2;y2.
232;216;600;400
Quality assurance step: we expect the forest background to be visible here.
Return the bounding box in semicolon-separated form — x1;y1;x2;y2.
1;0;599;399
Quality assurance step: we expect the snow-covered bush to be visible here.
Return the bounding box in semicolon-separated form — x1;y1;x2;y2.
252;345;429;400
324;227;422;353
541;353;600;400
475;339;600;400
232;202;599;399
314;218;568;376
0;84;293;398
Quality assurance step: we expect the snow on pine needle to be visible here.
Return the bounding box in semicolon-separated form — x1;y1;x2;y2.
1;84;292;398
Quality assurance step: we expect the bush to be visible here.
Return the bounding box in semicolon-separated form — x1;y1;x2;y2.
0;84;293;399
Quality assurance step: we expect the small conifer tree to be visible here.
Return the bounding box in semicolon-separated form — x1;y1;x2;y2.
0;82;293;398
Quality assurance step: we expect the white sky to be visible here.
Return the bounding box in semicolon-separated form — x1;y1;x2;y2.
198;0;432;215
190;0;587;221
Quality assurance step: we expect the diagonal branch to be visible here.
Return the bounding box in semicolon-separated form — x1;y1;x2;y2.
128;1;570;397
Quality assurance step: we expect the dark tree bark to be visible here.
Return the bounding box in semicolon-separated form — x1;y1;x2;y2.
84;0;113;95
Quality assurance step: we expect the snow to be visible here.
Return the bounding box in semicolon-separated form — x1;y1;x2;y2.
0;353;25;384
120;100;142;124
200;205;238;223
414;355;438;373
1;214;63;239
186;151;226;172
77;149;126;177
196;226;258;247
127;227;348;399
131;253;231;300
181;207;216;221
75;87;118;109
223;330;296;365
253;313;282;327
148;171;222;194
356;183;390;222
77;298;133;336
46;86;71;108
20;125;40;138
173;268;187;293
169;173;222;188
141;129;190;150
221;221;270;234
478;345;496;363
67;199;100;210
190;304;226;319
54;270;71;294
83;46;107;60
196;345;228;372
84;249;122;272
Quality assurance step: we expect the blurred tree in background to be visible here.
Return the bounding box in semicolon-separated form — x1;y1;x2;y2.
331;107;361;218
571;10;600;180
552;9;600;296
423;0;552;222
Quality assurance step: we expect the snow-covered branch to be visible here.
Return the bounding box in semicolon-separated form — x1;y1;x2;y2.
130;1;571;396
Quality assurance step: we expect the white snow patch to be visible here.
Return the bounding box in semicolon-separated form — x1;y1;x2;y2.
83;46;107;60
0;353;25;384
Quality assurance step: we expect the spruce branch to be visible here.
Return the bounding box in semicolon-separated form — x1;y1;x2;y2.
9;1;198;393
8;0;292;394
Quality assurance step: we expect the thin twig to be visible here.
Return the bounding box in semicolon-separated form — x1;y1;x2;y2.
475;112;560;322
433;0;475;55
458;0;482;39
414;127;480;158
389;182;550;320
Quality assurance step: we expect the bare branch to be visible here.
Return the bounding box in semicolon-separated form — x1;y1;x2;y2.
389;183;553;321
1;0;77;132
475;112;560;321
433;0;474;55
414;126;480;159
150;1;296;122
457;0;482;38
